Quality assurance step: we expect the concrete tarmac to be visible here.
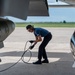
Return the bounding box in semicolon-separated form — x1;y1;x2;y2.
0;27;75;75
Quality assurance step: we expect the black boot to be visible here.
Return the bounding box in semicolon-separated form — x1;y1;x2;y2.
33;60;42;65
42;59;49;63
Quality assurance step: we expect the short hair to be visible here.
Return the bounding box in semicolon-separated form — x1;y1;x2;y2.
26;25;34;30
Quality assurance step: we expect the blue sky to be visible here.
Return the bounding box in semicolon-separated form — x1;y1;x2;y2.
5;0;75;22
26;7;75;22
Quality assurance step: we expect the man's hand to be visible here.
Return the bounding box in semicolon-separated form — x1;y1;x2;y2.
29;45;35;49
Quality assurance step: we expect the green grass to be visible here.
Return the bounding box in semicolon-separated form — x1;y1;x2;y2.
15;22;75;28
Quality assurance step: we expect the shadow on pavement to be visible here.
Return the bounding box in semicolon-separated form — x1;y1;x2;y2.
0;50;75;75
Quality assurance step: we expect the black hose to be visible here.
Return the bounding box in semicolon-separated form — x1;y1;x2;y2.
0;41;32;72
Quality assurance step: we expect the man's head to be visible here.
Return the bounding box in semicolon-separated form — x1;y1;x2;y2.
26;25;34;32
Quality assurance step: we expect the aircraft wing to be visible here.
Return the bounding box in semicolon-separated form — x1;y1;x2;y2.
0;0;49;20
